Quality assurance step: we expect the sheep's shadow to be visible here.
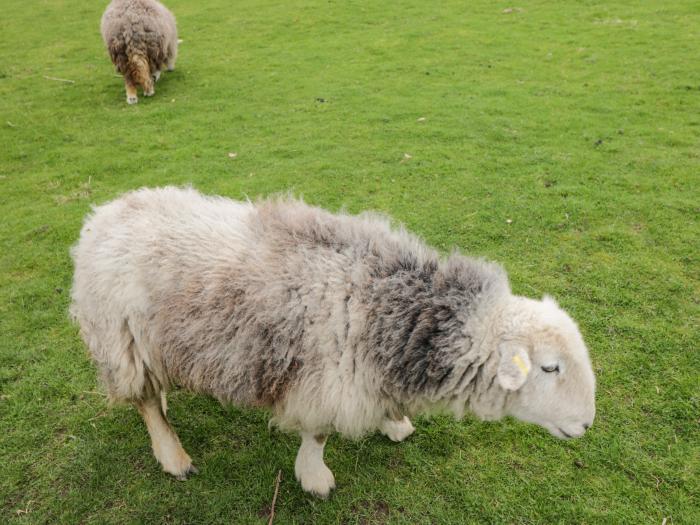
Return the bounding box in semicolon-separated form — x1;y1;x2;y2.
71;393;512;511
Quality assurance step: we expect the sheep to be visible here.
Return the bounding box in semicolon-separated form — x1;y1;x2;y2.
70;186;596;498
100;0;178;104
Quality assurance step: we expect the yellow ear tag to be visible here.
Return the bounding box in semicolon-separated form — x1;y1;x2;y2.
512;354;530;376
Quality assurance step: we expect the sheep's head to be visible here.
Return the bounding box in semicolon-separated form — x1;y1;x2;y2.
497;296;596;439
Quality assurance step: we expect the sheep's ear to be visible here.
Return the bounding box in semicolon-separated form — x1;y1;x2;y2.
497;343;531;391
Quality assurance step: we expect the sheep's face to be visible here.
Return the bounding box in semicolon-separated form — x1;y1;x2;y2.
498;296;596;439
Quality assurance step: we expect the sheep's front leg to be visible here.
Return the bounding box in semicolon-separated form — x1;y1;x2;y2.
136;396;197;480
380;415;415;442
294;432;335;498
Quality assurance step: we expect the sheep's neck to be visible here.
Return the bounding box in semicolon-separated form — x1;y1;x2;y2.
360;269;509;419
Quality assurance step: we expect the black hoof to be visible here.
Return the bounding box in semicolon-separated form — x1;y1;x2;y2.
174;464;199;481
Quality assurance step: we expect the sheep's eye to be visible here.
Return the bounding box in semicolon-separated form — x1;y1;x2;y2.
541;365;560;373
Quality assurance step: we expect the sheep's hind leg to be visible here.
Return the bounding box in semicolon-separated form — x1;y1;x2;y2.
124;79;138;105
136;395;197;480
294;432;335;498
143;76;155;97
380;415;415;442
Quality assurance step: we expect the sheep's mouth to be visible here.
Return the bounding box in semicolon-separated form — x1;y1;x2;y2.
557;428;573;439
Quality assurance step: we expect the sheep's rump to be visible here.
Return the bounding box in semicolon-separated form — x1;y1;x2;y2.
100;0;177;78
70;188;508;425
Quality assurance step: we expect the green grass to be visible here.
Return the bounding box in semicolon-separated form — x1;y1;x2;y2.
1;0;699;522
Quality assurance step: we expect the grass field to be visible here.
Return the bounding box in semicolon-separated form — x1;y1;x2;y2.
1;0;699;523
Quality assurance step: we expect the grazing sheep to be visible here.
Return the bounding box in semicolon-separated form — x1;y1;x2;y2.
70;187;596;498
100;0;178;104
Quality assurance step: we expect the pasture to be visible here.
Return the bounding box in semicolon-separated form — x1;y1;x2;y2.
1;0;698;523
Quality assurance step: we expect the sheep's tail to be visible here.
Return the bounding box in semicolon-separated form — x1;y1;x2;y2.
127;52;152;90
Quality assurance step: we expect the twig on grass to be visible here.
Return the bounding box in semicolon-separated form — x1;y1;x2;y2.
82;390;106;397
87;410;108;422
15;501;33;516
268;469;282;525
43;75;75;84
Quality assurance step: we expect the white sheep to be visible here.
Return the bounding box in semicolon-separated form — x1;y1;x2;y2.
70;187;596;498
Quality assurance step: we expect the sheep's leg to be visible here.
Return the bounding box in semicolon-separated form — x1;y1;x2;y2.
143;75;155;97
124;79;138;105
136;395;197;480
160;390;168;415
153;70;161;83
380;415;415;442
294;432;335;498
